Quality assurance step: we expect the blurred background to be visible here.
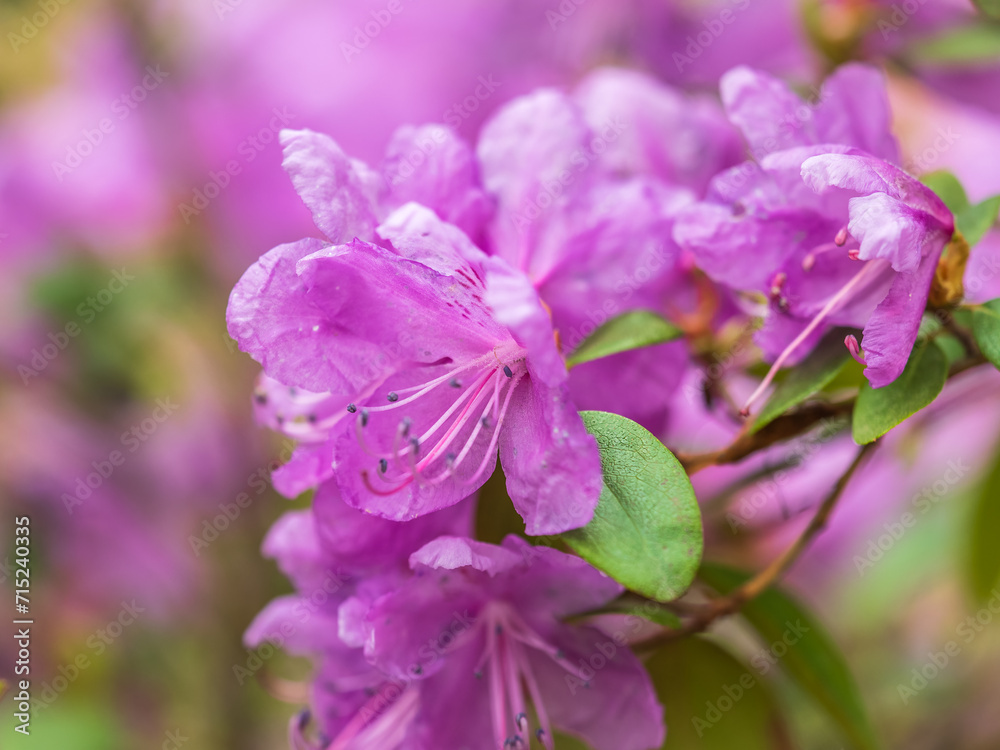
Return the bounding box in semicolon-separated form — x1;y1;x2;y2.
1;0;1000;747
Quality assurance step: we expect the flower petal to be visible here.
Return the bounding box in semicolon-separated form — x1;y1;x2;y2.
485;258;566;387
280;128;378;243
380;124;492;240
861;246;941;387
533;623;665;750
813;63;900;162
498;379;602;535
226;237;338;392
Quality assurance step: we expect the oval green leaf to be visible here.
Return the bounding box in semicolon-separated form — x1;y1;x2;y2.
973;298;1000;371
851;339;948;445
566;310;683;368
562;411;703;601
699;563;880;750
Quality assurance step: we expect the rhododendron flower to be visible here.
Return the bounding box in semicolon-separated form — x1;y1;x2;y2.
228;129;602;534
674;64;954;406
358;535;664;750
245;488;473;748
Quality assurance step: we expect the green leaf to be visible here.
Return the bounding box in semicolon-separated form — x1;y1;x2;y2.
973;299;1000;370
957;195;1000;248
699;564;880;750
920;171;969;215
751;329;851;433
967;440;1000;602
973;0;1000;21
851;339;948;445
905;24;1000;65
566;310;682;368
646;637;790;749
562;412;703;601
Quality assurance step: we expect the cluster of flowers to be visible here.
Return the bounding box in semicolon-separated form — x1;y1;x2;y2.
228;62;956;748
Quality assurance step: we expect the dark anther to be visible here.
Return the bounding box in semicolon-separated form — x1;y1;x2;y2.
503;365;513;378
387;392;399;402
347;403;357;413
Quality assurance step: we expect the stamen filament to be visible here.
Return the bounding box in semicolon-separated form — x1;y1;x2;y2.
742;261;882;415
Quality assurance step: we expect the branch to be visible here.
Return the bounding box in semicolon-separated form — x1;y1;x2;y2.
675;399;853;474
638;442;876;647
674;353;987;475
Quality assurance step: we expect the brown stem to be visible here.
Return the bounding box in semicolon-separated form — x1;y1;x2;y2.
638;442;876;647
675;399;853;474
674;354;987;475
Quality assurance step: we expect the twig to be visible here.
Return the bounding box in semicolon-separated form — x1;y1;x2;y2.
638;442;876;647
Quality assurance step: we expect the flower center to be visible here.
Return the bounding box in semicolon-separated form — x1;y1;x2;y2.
351;344;528;496
474;601;591;750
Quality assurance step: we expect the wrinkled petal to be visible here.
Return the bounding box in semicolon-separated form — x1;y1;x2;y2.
376;201;490;275
861;247;941;387
801;152;953;229
226;237;337;392
845;191;934;273
296;239;502;391
498;379;602;535
280;128;378;243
